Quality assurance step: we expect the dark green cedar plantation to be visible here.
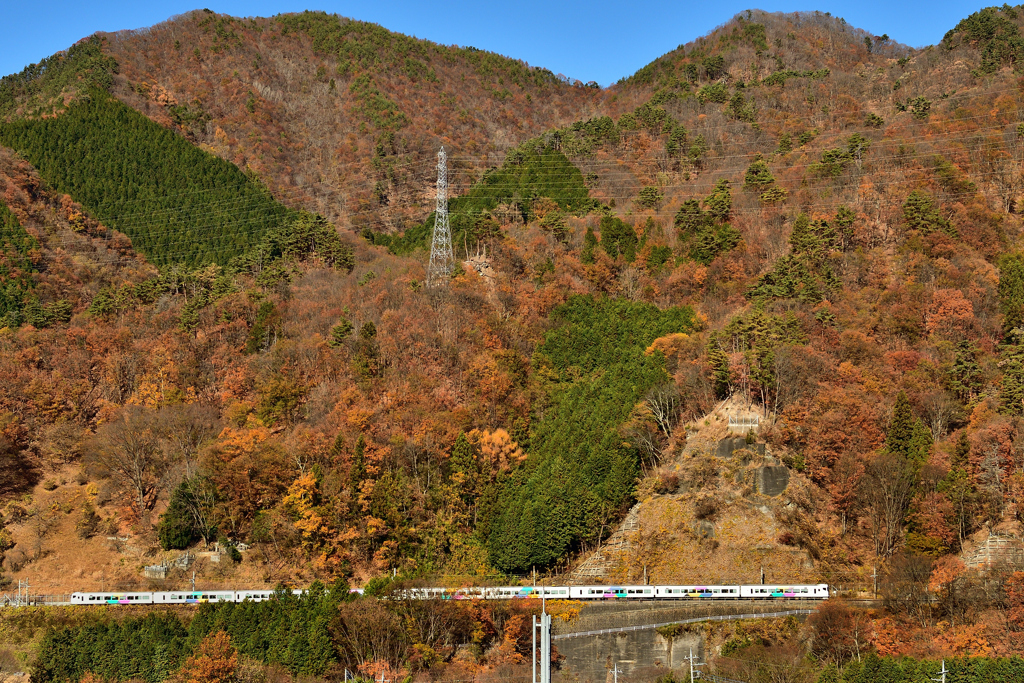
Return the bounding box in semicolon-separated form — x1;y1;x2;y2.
0;92;294;266
487;296;697;572
33;583;348;682
368;144;594;255
0;201;71;328
0;201;38;318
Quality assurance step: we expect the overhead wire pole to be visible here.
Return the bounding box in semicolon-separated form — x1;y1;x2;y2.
426;146;454;287
532;615;537;683
683;648;704;683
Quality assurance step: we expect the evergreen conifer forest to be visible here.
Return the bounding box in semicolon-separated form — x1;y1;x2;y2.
8;5;1024;682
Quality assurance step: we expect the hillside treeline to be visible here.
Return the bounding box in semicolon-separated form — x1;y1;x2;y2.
31;585;556;683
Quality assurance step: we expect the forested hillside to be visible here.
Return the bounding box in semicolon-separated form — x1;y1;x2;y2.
97;10;604;232
0;92;295;265
6;4;1024;682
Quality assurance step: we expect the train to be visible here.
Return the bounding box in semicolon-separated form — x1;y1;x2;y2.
397;584;829;600
70;583;829;605
71;589;291;604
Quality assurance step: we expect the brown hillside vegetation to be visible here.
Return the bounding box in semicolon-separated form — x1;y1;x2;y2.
101;10;604;231
5;5;1024;679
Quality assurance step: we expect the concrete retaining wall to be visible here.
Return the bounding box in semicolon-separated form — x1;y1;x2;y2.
555;628;702;682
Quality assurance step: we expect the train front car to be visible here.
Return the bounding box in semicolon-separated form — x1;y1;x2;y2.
655;585;741;599
740;584;829;599
71;592;155;605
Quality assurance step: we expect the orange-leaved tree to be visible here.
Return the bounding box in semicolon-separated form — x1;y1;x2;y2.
175;631;236;683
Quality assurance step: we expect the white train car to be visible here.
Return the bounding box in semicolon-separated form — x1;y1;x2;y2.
71;592;155;605
155;591;235;604
233;590;277;602
739;584;829;599
570;585;655;599
655;585;741;599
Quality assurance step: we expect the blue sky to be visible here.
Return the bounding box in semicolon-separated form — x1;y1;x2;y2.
3;1;987;86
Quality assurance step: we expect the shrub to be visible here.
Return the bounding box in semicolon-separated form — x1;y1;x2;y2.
656;471;680;493
694;496;718;519
76;503;101;539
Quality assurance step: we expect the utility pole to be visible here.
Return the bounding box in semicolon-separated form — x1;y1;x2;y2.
682;648;704;683
426;147;454;287
931;660;948;683
534;604;552;683
532;615;537;683
612;662;622;683
871;566;877;599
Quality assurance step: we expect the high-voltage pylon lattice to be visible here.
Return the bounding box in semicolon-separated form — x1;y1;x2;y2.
427;147;454;287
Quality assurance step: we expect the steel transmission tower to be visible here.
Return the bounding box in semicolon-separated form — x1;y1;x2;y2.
427;147;454;287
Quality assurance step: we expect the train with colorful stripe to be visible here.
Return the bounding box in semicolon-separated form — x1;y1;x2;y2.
70;583;828;605
70;589;292;605
398;584;829;600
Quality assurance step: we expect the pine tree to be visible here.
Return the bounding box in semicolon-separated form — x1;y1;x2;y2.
581;226;597;264
743;154;775;190
328;317;353;347
950;340;982;403
449;432;477;477
707;333;731;399
705;179;732;222
598;215;638;261
903;190;956;237
350;435;366;489
885;391;931;467
885;391;916;456
999;253;1024;334
789;214;817;256
329;433;346;462
674;199;706;236
949;433;968;473
1000;341;1024;415
939;430;977;546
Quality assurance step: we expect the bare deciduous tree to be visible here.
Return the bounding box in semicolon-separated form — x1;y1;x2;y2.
87;408;168;516
645;382;680;439
154;403;219;477
862;452;917;559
